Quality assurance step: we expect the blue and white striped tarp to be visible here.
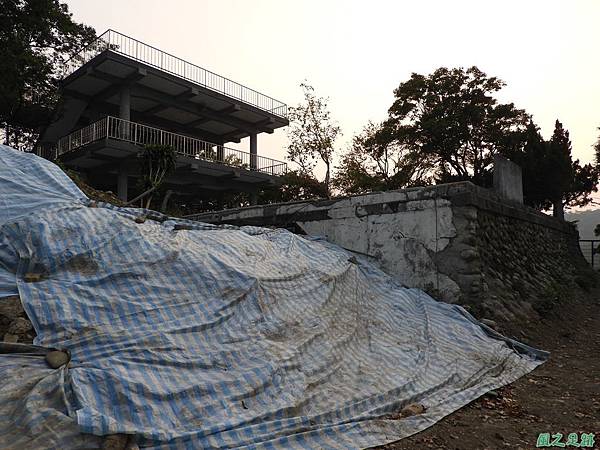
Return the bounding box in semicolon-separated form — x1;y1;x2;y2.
0;145;547;449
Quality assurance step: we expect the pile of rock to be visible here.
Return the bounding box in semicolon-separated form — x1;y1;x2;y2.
0;295;35;344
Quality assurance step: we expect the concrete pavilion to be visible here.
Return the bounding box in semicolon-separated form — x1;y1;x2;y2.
37;30;289;204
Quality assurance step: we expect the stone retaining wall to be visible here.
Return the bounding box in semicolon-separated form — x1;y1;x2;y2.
188;182;591;321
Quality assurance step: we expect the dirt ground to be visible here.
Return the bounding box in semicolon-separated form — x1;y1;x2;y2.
375;289;600;450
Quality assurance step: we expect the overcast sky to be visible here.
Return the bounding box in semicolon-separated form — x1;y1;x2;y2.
65;0;600;170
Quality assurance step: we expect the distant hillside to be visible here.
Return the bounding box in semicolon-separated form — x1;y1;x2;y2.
566;209;600;240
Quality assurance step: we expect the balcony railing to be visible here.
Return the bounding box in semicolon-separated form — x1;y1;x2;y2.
53;116;288;176
61;29;288;118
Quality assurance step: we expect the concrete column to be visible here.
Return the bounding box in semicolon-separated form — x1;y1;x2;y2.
117;167;128;202
119;85;131;121
249;133;257;170
216;143;225;162
119;85;131;140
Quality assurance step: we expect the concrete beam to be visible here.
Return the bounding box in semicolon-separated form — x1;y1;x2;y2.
217;170;241;179
175;87;199;101
81;100;225;144
220;104;242;114
185;117;212;127
127;83;266;134
218;129;245;144
255;117;275;134
87;67;147;103
144;104;169;115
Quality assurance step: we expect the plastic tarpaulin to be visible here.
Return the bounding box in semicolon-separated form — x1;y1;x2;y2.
0;145;547;449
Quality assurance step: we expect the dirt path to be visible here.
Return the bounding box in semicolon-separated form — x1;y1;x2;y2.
375;293;600;450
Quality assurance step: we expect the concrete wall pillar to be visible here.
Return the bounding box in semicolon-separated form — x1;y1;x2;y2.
117;167;128;202
216;143;225;162
119;85;131;121
493;155;523;204
249;133;257;170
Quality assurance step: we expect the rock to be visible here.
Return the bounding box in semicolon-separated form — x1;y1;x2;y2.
7;317;33;335
3;333;18;343
101;434;127;450
134;216;146;224
101;434;138;450
460;248;478;261
401;403;426;417
45;350;70;369
480;318;498;329
485;389;500;398
147;213;166;223
0;296;24;320
23;273;43;283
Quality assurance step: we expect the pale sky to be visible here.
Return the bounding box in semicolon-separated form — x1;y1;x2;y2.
65;0;600;171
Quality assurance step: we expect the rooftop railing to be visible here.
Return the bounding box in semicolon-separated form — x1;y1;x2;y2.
54;116;288;176
61;29;288;118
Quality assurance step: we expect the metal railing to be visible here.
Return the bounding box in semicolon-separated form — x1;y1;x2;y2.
54;116;287;176
61;29;288;118
579;239;600;269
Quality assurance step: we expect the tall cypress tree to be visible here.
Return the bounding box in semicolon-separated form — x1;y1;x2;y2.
547;120;575;219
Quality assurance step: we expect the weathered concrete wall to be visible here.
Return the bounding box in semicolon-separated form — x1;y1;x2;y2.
188;182;590;321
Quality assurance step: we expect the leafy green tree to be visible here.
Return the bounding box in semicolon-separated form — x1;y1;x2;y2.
334;67;598;219
138;145;177;209
379;66;530;186
0;0;95;150
259;170;328;203
334;122;428;194
287;82;340;198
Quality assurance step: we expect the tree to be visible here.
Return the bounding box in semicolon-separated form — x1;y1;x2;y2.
261;170;328;203
595;127;600;166
287;82;340;198
506;121;545;207
333;67;598;219
138;145;177;209
0;0;96;150
549;121;598;216
334;122;429;194
500;120;598;217
380;66;530;186
546;120;574;218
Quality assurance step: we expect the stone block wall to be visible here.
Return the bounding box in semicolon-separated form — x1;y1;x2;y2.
188;182;591;322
